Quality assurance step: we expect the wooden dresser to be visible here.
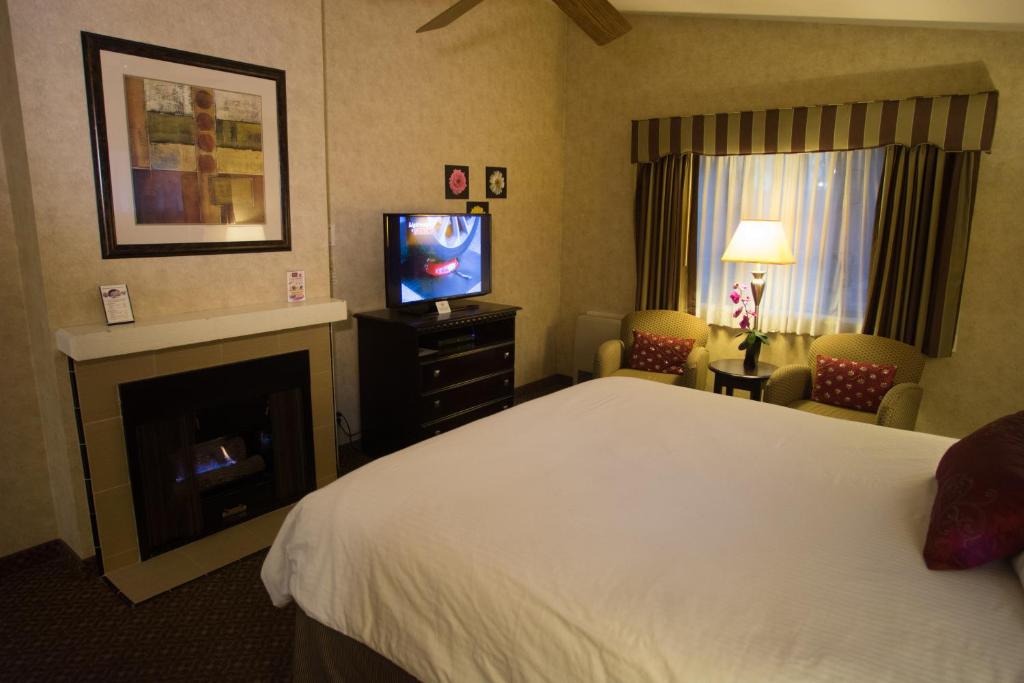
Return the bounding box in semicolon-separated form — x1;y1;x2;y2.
355;302;519;456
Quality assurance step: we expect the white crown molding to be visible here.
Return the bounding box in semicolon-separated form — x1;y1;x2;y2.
614;0;1024;30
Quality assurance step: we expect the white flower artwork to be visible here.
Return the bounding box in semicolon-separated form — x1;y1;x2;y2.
485;166;507;199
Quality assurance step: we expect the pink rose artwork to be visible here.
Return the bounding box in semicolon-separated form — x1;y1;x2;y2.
445;165;469;198
449;169;467;194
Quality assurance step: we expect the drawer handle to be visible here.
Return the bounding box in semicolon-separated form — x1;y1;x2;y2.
433;429;442;436
503;378;510;387
501;404;510;410
432;368;441;379
433;399;441;409
503;351;511;360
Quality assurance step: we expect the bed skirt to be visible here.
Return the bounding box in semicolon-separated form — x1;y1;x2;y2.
293;609;419;682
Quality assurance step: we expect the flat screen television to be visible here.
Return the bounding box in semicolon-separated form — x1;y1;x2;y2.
383;213;492;309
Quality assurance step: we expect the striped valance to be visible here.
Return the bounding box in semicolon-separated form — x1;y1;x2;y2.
631;91;998;164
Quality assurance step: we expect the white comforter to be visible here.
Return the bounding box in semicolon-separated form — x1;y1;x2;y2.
262;377;1024;682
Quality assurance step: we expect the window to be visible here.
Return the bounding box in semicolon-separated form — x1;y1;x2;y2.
695;148;886;336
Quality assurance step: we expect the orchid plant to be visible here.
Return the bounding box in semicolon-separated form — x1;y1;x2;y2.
730;282;769;351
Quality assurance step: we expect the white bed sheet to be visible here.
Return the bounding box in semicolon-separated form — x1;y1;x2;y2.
263;377;1024;682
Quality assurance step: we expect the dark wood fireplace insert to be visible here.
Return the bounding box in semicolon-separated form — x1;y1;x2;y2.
120;351;316;560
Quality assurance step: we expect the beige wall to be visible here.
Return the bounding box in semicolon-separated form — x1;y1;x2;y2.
2;0;331;556
558;14;1024;437
323;1;568;428
6;0;330;325
0;0;85;556
0;116;58;556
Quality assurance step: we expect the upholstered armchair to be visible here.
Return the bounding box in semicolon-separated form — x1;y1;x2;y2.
594;310;710;390
764;333;926;430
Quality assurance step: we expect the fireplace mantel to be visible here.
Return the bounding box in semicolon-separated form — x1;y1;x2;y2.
55;297;347;361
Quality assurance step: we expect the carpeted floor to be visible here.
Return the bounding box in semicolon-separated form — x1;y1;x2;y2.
0;541;294;682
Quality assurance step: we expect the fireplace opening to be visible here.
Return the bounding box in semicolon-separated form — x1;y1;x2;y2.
120;351;316;560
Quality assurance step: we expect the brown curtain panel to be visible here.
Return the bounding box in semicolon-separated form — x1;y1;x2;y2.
863;145;980;357
634;153;698;311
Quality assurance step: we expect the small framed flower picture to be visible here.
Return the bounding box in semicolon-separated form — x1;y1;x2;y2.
466;201;489;214
444;164;469;199
485;166;507;199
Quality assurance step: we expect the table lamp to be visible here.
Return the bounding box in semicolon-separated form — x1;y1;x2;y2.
720;219;796;331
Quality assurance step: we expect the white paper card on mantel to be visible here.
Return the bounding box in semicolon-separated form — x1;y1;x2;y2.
287;270;306;303
99;284;135;325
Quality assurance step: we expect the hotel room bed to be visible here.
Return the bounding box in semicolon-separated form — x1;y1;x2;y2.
262;377;1024;682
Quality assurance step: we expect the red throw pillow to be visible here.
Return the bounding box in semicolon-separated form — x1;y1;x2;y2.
810;354;896;412
628;330;694;375
924;412;1024;570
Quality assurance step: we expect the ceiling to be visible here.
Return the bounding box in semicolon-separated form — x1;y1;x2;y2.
612;0;1024;30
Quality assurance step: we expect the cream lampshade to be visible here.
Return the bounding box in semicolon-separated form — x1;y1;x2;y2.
721;219;795;330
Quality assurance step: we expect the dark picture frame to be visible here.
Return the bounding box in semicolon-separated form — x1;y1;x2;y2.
81;32;291;258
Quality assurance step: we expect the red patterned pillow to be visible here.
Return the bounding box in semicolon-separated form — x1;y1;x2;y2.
628;330;694;375
810;354;896;412
924;412;1024;570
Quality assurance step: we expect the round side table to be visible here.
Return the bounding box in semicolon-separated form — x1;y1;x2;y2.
708;359;778;401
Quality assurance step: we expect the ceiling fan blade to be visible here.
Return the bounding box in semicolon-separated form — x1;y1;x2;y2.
417;0;488;33
550;0;631;45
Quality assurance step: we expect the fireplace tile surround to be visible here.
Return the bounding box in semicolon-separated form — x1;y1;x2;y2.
61;307;342;603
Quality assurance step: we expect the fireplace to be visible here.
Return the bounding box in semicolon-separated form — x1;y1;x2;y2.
58;307;342;602
120;351;316;560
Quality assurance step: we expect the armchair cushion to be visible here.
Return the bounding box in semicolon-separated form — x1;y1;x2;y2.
787;400;876;425
810;354;896;413
764;365;812;406
594;310;710;389
628;330;694;375
924;411;1024;570
687;347;709;392
875;383;923;430
612;368;690;387
595;339;625;378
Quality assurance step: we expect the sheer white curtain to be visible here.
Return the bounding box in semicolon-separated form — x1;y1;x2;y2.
695;148;885;336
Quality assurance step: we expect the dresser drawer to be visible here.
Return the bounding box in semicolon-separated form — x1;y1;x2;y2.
420;371;513;419
419;398;512;440
420;344;514;391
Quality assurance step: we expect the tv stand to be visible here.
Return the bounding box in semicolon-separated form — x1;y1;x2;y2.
355;302;520;456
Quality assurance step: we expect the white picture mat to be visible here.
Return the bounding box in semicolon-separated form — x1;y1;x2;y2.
99;50;283;245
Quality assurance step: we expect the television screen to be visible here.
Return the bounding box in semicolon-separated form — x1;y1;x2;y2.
383;213;492;308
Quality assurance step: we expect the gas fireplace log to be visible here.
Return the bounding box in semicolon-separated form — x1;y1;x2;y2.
193;436;248;469
195;454;266;491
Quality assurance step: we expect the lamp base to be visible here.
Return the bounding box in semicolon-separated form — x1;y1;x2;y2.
749;267;767;335
750;268;766;309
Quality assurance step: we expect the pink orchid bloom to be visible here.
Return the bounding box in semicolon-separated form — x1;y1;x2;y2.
740;316;751;330
733;306;742;318
729;290;741;304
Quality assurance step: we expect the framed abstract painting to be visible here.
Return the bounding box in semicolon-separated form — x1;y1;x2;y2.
81;32;290;258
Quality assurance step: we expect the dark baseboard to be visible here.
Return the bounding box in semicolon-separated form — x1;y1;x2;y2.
0;539;96;580
514;373;573;405
338;440;372;477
